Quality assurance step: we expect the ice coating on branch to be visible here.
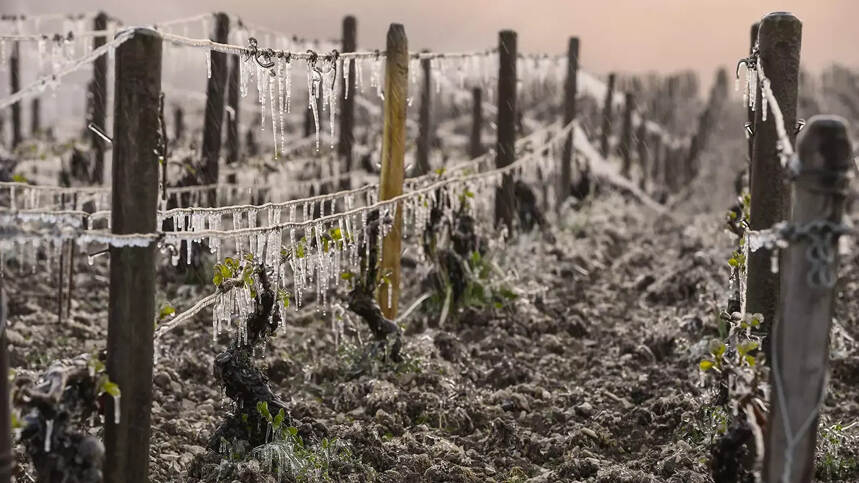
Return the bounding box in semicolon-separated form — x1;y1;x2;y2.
44;419;54;452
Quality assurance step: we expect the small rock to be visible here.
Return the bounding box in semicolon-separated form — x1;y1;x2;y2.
154;372;171;388
5;329;25;346
184;444;206;456
575;401;594;418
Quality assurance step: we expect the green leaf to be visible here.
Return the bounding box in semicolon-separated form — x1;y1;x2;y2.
287;426;298;437
159;304;175;320
709;341;727;359
11;411;22;430
12;174;28;183
737;341;759;356
273;408;285;430
744;355;756;366
330;227;342;241
277;289;291;308
101;379;121;397
340;271;354;281
213;269;223;287
88;356;105;374
256;401;271;421
699;360;715;371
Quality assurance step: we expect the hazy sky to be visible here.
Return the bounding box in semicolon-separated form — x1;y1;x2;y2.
7;0;858;82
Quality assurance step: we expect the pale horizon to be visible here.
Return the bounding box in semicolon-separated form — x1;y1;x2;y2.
5;0;858;85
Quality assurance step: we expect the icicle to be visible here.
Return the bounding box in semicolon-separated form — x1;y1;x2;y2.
375;57;384;100
356;57;364;92
269;70;278;159
206;48;212;79
240;56;249;97
307;63;322;150
113;394;121;423
259;64;267;131
45;419;54;452
761;81;768;122
277;59;287;154
285;60;292;114
343;56;351;100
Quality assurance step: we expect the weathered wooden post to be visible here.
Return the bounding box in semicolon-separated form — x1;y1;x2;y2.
0;285;12;483
599;72;615;158
746;12;802;333
636;118;648;190
650;133;663;189
91;11;109;184
226;54;241;166
339;15;357;190
558;37;578;209
415;55;432;176
377;23;408;320
495;30;517;230
173;106;184;144
469;87;483;158
619;92;634;178
104;27;161;483
9;41;20;148
201;12;229;205
30;98;40;137
685;134;699;182
764;115;852;483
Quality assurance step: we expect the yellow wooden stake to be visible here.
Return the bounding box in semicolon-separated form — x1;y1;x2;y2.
377;24;408;319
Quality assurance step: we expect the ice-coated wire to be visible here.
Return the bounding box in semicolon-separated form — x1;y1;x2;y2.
0;29;133;111
154;291;220;340
164;121;576;241
0;29;113;41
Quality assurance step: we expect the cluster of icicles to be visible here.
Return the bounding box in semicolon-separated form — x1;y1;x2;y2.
735;47;795;167
209;27;503;161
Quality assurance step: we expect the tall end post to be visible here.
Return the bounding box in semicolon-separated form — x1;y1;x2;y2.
377;23;408;320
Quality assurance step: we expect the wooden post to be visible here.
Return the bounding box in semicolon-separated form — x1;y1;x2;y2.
173;106;184;144
469;87;483;158
104;27;161;483
415;55;432;176
495;30;517;230
30;98;40;137
226;54;241;165
0;285;12;483
747;22;760;165
650;133;663;188
339;15;357;190
201;12;229;205
91;11;108;184
746;12;802;333
686;134;699;182
9;41;20;149
636;118;648;190
558;37;578;208
619;92;634;178
599;72;615;158
764;115;852;483
377;24;408;320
